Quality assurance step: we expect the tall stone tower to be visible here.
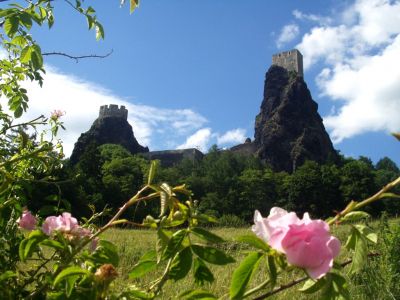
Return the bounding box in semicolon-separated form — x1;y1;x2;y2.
99;104;128;120
272;49;303;77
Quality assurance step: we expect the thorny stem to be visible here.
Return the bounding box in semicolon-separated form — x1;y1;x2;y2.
252;253;380;300
242;279;271;298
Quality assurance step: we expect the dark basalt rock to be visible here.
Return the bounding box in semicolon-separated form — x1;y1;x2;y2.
70;116;148;164
252;65;337;172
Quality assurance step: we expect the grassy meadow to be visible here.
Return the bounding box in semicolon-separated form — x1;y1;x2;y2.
102;218;400;299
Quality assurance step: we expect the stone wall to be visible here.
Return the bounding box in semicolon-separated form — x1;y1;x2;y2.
272;49;303;77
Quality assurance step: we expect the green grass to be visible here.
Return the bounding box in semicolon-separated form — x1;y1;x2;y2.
102;219;400;299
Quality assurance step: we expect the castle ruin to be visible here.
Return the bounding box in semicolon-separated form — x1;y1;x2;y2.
99;104;128;120
272;49;303;77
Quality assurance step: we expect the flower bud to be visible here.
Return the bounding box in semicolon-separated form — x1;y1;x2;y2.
95;264;118;282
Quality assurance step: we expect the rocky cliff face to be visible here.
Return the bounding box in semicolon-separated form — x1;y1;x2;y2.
70;116;148;164
252;65;337;172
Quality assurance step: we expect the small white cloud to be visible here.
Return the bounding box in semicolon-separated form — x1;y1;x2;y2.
177;128;213;152
176;127;248;152
292;9;332;25
217;128;247;145
276;24;300;48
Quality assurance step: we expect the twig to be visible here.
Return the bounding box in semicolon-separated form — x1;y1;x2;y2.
42;49;113;63
0;115;46;135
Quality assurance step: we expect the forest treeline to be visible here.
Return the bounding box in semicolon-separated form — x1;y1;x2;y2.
26;143;400;224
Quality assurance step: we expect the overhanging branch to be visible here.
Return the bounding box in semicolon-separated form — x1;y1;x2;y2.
42;49;113;62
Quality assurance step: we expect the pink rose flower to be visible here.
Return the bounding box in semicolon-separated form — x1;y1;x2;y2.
252;208;341;279
42;212;78;235
17;210;37;231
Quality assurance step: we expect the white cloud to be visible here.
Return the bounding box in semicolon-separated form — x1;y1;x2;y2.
276;24;300;48
177;127;248;152
295;0;400;143
177;128;213;152
292;9;332;25
322;36;400;142
19;66;208;156
217;128;247;145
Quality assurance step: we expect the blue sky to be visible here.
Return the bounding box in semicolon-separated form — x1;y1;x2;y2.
15;0;400;165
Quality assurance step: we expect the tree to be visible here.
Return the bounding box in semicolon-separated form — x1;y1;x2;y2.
376;157;400;173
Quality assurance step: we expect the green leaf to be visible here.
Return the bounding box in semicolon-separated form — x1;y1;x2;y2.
147;160;158;185
20;46;34;64
341;211;370;223
48;13;54;28
266;254;278;285
39;7;47;19
392;132;400;141
10;35;27;47
354;224;378;244
19;239;28;262
159;191;168;217
156;228;172;263
86;15;94;29
4;16;19;37
120;288;154;299
19;12;32;30
194;214;218;224
299;278;327;294
180;289;217;300
40;239;64;250
347;227;367;274
139;250;157;262
193;258;214;285
65;275;79;297
53;266;91;287
92;240;119;267
230;252;263;299
0;271;17;282
191;227;224;244
19;230;46;261
95;23;104;40
191;245;235;265
31;44;43;70
129;260;157;279
86;6;96;14
130;0;139;14
162;229;187;260
236;234;270;252
320;273;350;300
169;247;193;281
14;105;23;118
